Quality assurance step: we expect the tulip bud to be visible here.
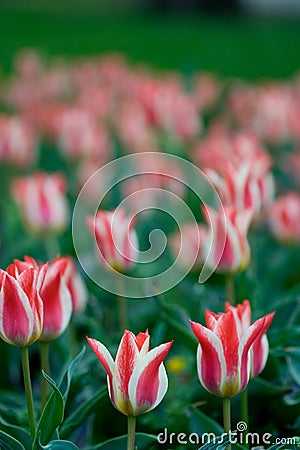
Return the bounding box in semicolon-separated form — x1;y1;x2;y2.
12;171;69;236
87;330;173;416
0;261;47;347
86;209;138;272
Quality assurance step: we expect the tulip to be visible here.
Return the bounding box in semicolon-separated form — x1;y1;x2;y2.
206;155;274;217
225;300;273;378
202;205;253;275
14;256;73;342
0;261;47;347
87;329;173;416
12;171;69;236
0;115;37;168
268;192;300;244
86;209;139;272
190;308;274;398
169;223;207;271
0;258;47;441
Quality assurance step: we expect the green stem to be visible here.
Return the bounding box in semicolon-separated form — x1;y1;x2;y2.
223;397;231;450
68;320;79;356
225;274;235;305
117;272;129;330
127;415;136;450
241;389;249;448
40;342;50;410
21;347;36;441
117;296;128;331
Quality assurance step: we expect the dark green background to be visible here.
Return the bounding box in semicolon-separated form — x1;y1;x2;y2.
1;0;300;79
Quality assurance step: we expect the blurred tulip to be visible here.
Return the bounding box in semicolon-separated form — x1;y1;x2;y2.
86;209;139;272
190;307;274;398
225;300;274;378
58;108;111;162
169;223;207;271
12;172;69;236
203;206;253;274
268;192;300;244
0;115;37;167
206;156;274;216
87;330;173;416
0;260;47;347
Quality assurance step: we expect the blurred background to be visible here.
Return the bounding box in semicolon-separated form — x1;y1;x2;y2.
1;0;300;79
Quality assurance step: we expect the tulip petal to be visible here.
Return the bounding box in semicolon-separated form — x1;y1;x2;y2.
225;300;251;337
135;331;150;356
0;272;33;346
114;330;139;401
213;311;239;379
191;320;225;395
239;312;274;391
86;337;116;404
40;270;72;341
251;334;269;378
128;341;172;415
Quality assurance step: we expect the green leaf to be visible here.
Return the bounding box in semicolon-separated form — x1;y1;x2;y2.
59;387;106;439
59;346;86;402
186;406;223;435
269;326;300;348
157;300;196;349
268;439;300;450
0;430;26;450
248;377;287;397
287;353;300;386
197;434;230;450
0;415;31;450
35;371;65;446
38;438;79;449
89;432;157;449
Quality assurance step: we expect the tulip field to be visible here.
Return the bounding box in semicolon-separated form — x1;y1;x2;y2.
0;42;300;450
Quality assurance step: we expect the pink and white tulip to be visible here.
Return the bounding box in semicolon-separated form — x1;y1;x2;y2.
268;192;300;244
225;300;274;378
190;307;274;398
0;260;47;347
202;206;253;274
0;115;37;168
86;209;139;272
14;257;73;342
12;172;69;235
87;330;173;416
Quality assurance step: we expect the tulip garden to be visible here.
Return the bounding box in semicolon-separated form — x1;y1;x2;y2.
0;47;300;450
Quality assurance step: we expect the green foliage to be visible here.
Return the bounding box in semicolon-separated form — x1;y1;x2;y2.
0;430;26;450
88;432;157;449
35;372;65;445
37;439;79;449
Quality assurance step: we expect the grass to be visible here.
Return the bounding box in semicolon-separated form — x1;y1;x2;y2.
0;2;300;78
